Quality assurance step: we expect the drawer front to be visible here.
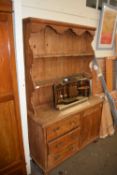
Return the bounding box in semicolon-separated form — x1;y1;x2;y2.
48;127;80;154
48;142;79;168
46;113;81;141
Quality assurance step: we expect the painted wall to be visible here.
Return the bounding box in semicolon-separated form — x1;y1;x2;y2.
22;0;98;26
22;0;115;57
13;0;31;174
13;0;115;174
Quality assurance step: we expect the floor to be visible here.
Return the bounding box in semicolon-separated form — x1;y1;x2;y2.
31;130;117;175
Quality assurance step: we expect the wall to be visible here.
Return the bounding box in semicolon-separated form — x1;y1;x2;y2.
22;0;98;26
13;0;31;174
22;0;115;57
13;0;114;174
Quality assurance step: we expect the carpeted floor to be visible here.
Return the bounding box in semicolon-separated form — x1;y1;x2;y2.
31;130;117;175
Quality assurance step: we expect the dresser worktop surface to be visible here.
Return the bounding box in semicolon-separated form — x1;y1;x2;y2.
28;96;103;127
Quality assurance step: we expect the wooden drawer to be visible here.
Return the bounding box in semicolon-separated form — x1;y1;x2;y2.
46;113;81;141
48;142;79;168
48;127;80;154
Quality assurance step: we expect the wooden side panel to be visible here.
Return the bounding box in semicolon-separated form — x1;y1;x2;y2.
28;117;47;170
0;101;20;169
23;20;34;112
106;58;114;91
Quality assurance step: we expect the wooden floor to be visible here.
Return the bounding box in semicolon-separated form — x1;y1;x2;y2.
31;130;117;175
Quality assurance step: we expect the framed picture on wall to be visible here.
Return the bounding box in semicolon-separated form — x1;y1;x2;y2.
96;3;117;50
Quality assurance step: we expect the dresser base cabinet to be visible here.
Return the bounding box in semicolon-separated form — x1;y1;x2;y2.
28;97;103;174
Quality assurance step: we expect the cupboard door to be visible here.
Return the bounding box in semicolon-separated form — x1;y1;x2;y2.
0;13;13;98
80;104;102;149
0;2;26;174
3;165;25;175
0;100;21;170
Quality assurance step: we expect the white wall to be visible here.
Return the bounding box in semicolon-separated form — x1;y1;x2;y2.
22;0;115;57
13;0;31;174
22;0;98;26
13;0;115;174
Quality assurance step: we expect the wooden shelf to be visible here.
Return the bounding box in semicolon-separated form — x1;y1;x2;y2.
33;53;94;59
33;73;92;89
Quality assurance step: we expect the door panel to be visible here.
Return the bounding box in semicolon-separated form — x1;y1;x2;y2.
0;14;13;97
0;100;20;169
0;2;26;173
80;104;102;148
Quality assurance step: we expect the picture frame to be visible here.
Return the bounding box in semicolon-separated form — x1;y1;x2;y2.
96;3;117;50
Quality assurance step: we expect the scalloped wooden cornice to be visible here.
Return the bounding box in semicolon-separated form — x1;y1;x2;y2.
25;17;95;36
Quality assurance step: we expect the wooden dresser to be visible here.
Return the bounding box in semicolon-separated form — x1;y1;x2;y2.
23;18;103;175
0;1;26;174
